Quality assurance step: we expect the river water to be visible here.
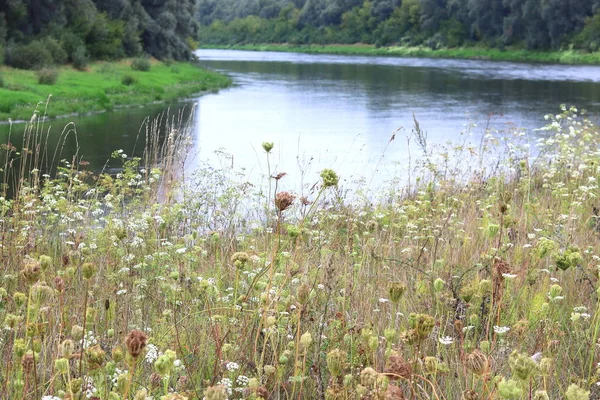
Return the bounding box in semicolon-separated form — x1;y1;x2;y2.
3;49;600;192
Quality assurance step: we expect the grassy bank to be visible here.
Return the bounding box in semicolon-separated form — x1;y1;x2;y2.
1;105;600;398
201;43;600;65
0;59;231;121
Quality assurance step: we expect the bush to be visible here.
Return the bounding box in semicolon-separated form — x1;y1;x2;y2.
72;45;89;71
37;68;59;85
0;74;4;88
5;41;54;70
131;57;151;71
40;37;68;65
121;74;136;86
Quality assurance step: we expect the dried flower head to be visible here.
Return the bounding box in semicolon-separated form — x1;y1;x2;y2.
22;352;35;374
125;329;148;359
466;350;488;375
275;191;295;212
385;352;411;380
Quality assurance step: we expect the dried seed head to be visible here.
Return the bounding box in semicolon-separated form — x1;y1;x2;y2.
125;329;148;359
61;339;74;358
21;258;41;284
466;350;488;375
385;352;411;380
275;191;295;212
385;384;405;400
326;349;346;377
21;352;35;374
54;276;65;292
389;282;406;303
463;389;479;400
204;385;228;400
149;372;163;389
360;367;379;388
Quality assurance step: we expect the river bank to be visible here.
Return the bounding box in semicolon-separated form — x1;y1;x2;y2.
200;43;600;65
0;59;231;121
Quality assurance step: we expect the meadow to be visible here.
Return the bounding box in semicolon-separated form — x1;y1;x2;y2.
1;104;599;400
200;44;600;65
0;60;231;121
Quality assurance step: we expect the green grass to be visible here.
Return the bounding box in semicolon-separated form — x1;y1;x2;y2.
0;59;231;121
201;43;600;65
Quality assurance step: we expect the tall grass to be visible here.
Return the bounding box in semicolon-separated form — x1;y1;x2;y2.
0;104;600;399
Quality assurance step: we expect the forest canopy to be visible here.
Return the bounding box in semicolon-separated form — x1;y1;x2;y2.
0;0;200;70
197;0;600;52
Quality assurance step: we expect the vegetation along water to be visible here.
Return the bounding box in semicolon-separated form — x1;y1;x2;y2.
4;0;600;399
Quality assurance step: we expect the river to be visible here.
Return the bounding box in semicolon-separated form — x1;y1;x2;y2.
4;49;600;193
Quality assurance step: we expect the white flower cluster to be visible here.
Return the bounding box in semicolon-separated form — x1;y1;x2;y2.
226;361;240;372
83;331;97;349
217;377;233;396
145;343;160;364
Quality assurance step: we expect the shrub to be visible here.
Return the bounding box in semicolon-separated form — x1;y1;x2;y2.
131;57;151;72
0;74;4;88
5;41;54;70
37;68;59;85
121;74;136;86
72;45;89;71
40;37;68;65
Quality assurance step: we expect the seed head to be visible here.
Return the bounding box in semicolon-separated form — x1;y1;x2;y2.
320;169;339;188
326;349;346;377
21;352;35;374
275;191;295;212
385;352;411;380
125;329;148;359
262;142;274;153
389;282;406;303
466;350;488;375
204;385;228;400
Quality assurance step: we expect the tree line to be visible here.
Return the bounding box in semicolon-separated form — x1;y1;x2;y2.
0;0;200;70
197;0;600;51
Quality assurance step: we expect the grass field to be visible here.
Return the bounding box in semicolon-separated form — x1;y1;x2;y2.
0;60;231;121
200;43;600;65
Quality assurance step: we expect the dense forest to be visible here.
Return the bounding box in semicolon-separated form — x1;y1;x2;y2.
198;0;600;51
0;0;200;70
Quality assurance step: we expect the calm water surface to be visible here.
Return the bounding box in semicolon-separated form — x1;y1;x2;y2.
190;49;600;190
4;49;600;192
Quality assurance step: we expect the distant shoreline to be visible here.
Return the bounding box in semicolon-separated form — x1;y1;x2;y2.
0;60;231;122
199;43;600;66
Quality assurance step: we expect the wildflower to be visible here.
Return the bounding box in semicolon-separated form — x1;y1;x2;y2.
225;361;240;372
502;273;517;279
493;326;510;335
438;336;453;345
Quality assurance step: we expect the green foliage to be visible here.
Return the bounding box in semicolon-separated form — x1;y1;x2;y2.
1;0;199;70
5;40;54;70
71;45;89;70
121;74;136;86
197;0;600;51
36;68;59;85
130;57;151;72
